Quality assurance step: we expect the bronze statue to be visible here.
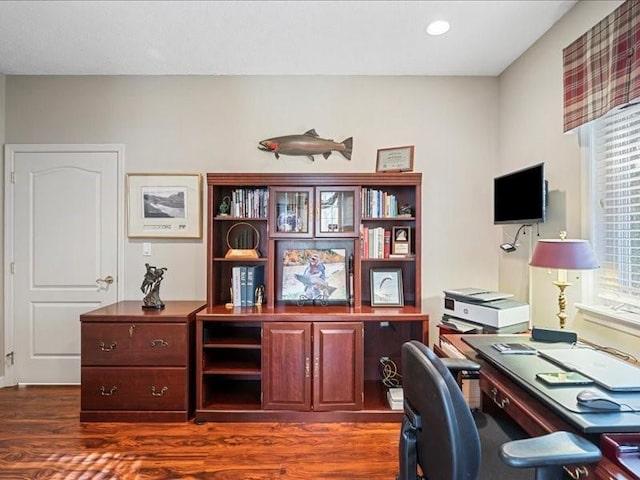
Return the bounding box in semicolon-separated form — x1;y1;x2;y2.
141;263;167;309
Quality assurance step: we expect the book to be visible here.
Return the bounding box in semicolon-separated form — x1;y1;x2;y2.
231;266;243;306
246;265;265;307
491;342;537;355
383;229;391;258
239;266;248;307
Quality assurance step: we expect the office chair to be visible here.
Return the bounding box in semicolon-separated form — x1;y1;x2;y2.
398;340;602;480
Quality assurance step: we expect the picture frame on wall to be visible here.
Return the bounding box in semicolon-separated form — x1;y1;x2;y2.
370;268;404;307
127;173;202;238
376;145;414;173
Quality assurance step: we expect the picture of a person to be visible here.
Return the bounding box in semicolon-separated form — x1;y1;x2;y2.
303;254;326;298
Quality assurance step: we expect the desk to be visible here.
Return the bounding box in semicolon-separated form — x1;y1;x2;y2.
439;334;639;480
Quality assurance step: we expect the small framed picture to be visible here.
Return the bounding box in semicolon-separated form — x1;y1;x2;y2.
392;226;411;255
126;173;202;238
370;268;404;307
376;145;414;173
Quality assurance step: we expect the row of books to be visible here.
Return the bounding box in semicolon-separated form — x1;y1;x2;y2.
361;226;390;259
361;189;402;218
231;265;265;307
229;188;269;218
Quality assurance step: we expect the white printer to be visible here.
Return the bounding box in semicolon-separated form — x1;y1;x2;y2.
443;288;530;329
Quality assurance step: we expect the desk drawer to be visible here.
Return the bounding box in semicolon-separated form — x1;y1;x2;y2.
81;367;187;411
82;323;187;366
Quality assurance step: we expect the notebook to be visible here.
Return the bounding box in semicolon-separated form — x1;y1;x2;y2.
537;348;640;392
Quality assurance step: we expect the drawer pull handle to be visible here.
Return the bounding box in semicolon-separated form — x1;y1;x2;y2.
99;386;117;396
150;339;169;348
99;341;117;352
563;465;589;479
305;357;310;378
151;386;168;397
129;325;136;337
490;387;510;409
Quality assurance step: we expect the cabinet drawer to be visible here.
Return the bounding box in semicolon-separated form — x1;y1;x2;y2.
81;367;187;410
82;323;187;366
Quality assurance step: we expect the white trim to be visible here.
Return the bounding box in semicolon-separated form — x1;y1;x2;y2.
3;144;125;387
576;303;640;338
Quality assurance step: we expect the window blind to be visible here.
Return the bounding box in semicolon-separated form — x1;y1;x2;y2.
593;103;640;306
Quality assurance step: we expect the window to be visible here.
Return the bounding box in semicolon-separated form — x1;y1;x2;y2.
584;103;640;319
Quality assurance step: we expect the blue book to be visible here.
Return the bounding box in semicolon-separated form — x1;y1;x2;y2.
246;265;265;307
239;266;248;307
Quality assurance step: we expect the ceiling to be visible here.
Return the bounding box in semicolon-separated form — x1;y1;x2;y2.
0;0;577;76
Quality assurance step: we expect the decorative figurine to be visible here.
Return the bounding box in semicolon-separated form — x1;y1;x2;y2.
258;129;353;162
399;203;413;216
141;263;167;309
218;196;231;216
255;285;265;306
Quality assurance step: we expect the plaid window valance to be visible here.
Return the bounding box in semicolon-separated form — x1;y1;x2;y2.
563;0;640;132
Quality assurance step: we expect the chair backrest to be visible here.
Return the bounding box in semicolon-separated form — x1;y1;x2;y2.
401;340;481;480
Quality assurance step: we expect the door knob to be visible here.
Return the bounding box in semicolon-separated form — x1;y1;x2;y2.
96;275;114;286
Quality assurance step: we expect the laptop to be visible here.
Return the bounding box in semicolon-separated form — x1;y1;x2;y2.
537;348;640;392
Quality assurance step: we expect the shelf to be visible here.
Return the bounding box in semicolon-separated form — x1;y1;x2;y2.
214;216;267;221
203;362;261;375
361;216;415;221
204;337;261;349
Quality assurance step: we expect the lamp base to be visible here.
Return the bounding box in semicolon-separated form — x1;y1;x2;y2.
552;280;571;329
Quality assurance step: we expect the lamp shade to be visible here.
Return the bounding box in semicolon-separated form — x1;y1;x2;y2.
529;238;599;270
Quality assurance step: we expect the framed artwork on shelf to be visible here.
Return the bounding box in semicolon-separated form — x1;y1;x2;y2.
277;243;349;305
270;187;313;238
392;226;411;256
370;268;404;307
127;173;202;238
376;145;414;172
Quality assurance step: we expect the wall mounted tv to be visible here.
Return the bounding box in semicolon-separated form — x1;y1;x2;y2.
494;162;547;224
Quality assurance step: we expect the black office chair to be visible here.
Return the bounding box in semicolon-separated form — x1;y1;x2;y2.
398;340;602;480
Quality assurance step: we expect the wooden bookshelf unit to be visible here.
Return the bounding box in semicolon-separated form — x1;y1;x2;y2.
196;173;429;422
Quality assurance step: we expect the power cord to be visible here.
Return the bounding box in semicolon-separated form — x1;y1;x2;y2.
379;357;402;388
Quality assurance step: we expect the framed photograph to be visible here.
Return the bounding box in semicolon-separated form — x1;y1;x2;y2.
392;226;411;255
278;244;349;305
370;268;404;307
376;145;414;173
127;173;202;238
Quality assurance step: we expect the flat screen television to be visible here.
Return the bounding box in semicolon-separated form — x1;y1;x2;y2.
494;163;547;224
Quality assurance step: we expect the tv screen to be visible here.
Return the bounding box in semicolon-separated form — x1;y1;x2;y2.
494;163;547;224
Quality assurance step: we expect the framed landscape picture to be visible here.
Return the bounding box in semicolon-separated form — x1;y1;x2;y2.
127;173;202;238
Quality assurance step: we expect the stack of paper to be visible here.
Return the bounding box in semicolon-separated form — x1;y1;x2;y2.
387;387;404;410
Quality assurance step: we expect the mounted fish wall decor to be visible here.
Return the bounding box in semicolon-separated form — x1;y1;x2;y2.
258;129;353;162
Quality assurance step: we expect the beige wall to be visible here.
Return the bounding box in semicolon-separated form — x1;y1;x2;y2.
4;75;501;347
0;74;5;380
497;0;639;357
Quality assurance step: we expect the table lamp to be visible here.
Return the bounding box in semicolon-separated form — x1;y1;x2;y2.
529;231;599;329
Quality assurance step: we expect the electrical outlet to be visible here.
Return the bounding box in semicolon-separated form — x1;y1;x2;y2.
379;321;389;327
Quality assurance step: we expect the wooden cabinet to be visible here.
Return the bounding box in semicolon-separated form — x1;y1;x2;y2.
80;300;205;422
262;322;363;411
197;173;428;422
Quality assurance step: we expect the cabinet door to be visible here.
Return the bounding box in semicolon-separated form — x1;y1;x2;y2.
262;322;312;410
269;187;314;238
313;322;364;411
315;186;360;237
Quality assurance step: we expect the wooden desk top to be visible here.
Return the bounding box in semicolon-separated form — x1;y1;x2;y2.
440;333;638;480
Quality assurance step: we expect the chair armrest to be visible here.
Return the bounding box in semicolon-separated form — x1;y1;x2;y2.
499;431;601;469
440;357;481;375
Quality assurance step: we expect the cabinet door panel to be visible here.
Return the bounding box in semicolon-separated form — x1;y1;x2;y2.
262;323;312;410
313;322;363;411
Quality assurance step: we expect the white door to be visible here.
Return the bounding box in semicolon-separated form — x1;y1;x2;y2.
4;144;123;385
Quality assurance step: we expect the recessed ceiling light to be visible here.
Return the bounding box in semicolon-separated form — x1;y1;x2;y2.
426;20;450;36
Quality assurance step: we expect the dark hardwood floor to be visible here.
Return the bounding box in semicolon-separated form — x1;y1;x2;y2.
0;386;400;479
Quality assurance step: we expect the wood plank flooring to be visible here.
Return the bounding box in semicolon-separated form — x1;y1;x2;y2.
0;386;400;479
